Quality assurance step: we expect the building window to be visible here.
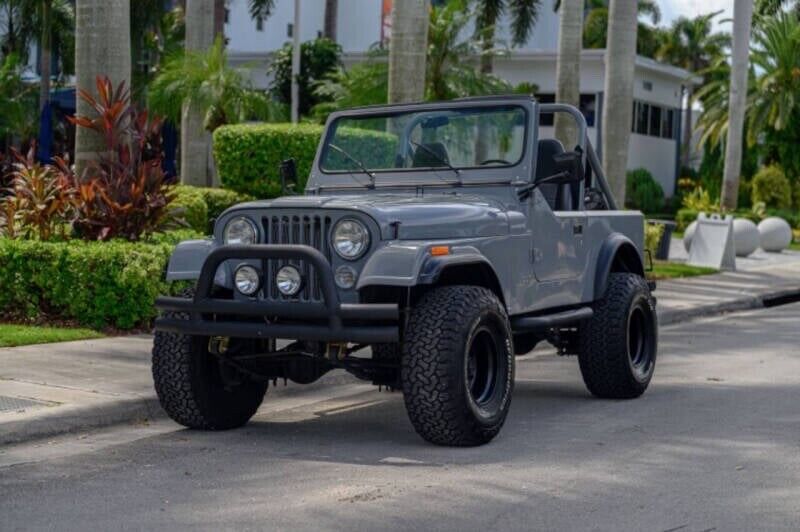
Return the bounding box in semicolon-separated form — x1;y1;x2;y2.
535;93;596;128
643;80;653;91
225;8;230;24
256;16;264;31
631;99;678;140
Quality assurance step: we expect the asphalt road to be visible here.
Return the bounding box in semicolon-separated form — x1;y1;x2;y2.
2;303;800;531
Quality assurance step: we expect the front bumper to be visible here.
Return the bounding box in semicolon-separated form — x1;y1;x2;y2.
154;244;399;343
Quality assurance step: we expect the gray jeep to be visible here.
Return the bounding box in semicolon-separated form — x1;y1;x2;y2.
152;95;657;446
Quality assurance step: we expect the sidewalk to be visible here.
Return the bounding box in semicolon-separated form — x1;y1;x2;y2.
2;259;799;445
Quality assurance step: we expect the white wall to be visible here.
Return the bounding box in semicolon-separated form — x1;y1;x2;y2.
628;134;678;195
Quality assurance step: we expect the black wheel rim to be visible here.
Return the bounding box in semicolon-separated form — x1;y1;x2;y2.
466;327;499;406
627;301;654;378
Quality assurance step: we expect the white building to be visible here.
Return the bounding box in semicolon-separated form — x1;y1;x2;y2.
225;0;696;197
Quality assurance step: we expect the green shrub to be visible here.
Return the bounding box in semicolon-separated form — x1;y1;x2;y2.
644;222;664;256
172;185;253;234
676;209;699;232
0;233;201;329
171;186;208;233
214;123;323;198
213;123;397;198
751;165;792;209
626;168;664;214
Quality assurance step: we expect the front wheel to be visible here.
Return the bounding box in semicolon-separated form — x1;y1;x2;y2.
152;312;267;430
578;273;658;399
401;286;514;446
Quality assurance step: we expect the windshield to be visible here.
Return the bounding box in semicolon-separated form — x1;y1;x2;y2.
320;105;527;175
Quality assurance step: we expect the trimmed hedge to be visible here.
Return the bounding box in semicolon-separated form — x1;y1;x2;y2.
626;168;664;214
751;165;792;210
213;123;396;198
0;230;201;329
172;185;253;234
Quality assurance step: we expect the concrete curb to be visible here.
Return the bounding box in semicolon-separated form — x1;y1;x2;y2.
658;286;800;326
0;396;165;446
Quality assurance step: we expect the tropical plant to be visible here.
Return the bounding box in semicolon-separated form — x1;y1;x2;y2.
426;1;512;101
268;38;342;117
67;77;175;241
656;11;730;167
312;52;389;120
148;37;282;133
0;53;37;149
473;0;542;74
626;168;664;213
131;0;186;100
247;0;275;22
0;145;75;240
0;0;75;109
562;0;662;57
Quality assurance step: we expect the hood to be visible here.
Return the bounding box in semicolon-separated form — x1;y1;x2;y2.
232;193;510;240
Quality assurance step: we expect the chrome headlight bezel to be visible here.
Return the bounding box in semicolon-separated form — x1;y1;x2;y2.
331;219;370;260
234;265;262;296
223;216;258;245
275;265;303;296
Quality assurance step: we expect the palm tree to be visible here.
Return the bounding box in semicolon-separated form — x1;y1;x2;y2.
721;0;754;210
554;0;583;148
74;0;131;175
247;0;275;27
601;0;638;204
0;0;74;111
657;11;729;168
577;0;661;57
473;0;542;75
181;0;215;187
388;0;428;103
324;0;338;41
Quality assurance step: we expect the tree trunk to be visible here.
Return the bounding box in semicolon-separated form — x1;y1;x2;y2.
75;0;132;177
181;0;215;187
323;0;338;41
680;85;693;169
554;0;584;149
600;0;638;205
39;0;52;112
721;0;754;211
214;0;225;41
388;0;428;104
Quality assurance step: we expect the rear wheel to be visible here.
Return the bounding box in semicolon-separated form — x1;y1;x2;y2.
152;300;267;430
401;286;514;446
578;273;658;399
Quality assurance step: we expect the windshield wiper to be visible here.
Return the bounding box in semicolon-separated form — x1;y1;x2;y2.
409;140;462;184
327;143;375;189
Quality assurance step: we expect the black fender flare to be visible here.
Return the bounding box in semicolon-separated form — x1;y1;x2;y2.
418;254;506;307
593;233;645;300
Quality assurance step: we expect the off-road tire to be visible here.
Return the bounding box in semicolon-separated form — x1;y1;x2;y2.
152;293;267;430
401;286;514;446
578;273;658;399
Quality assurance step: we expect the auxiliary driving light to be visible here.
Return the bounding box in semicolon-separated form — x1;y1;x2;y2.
234;265;261;296
334;265;358;289
276;265;303;296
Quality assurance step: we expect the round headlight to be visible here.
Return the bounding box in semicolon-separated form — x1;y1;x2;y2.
276;265;303;296
332;219;370;260
334;265;358;289
224;216;257;245
234;265;261;296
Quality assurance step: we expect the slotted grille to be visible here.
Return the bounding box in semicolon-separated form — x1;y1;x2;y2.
262;214;332;302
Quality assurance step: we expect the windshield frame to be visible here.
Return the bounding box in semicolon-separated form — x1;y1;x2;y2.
310;99;534;189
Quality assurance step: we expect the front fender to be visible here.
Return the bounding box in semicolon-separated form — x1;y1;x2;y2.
356;243;493;289
165;239;230;288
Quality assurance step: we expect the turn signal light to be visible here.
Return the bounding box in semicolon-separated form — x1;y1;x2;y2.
430;246;450;256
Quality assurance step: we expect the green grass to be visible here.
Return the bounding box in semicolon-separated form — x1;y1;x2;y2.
789;241;800;251
649;260;717;281
0;324;104;348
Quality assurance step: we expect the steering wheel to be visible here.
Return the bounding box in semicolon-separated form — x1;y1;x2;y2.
479;158;511;166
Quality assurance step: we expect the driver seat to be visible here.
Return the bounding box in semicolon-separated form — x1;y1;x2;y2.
534;139;574;211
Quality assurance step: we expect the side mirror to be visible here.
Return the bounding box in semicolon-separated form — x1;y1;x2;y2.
279;158;297;195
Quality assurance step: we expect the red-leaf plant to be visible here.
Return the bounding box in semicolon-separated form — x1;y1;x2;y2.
66;76;175;241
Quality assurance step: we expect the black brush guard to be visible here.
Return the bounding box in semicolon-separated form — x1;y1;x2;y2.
154;244;399;343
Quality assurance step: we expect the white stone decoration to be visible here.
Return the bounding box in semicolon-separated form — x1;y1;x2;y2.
733;218;759;257
758;217;793;252
683;220;698;252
